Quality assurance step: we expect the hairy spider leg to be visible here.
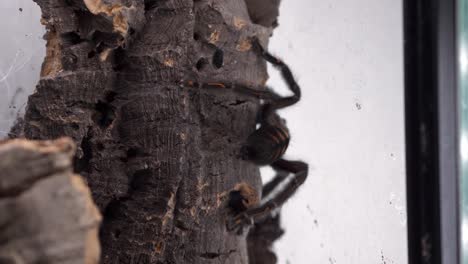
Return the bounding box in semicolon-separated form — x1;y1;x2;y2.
181;80;281;101
227;159;308;232
261;169;289;198
251;38;301;113
215;38;303;127
181;38;301;114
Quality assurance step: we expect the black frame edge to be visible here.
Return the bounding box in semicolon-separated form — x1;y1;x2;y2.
404;0;460;263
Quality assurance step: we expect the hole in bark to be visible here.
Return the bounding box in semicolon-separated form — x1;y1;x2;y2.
193;32;201;40
95;42;106;53
228;190;248;213
93;91;117;129
200;252;222;259
113;48;128;71
88;51;96;58
97;143;105;151
71;123;79;130
93;101;115;128
103;199;124;219
195;58;208;71
127;147;145;159
64;53;78;65
228;182;258;213
60;32;83;46
105;91;117;102
130;169;152;191
229;99;247;106
129;27;136;35
127;148;139;158
120;147;146;162
74;132;93;173
174;220;190;231
144;0;159;10
113;229;121;238
212;49;224;69
26;105;41;120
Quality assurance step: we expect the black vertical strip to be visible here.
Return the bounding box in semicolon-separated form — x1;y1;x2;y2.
404;0;460;263
404;1;441;262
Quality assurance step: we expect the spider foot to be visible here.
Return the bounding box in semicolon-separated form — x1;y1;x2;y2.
226;212;254;235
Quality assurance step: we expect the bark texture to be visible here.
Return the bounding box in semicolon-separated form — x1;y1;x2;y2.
19;0;282;263
0;137;101;264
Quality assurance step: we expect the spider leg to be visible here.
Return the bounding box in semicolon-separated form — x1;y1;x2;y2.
251;38;301;111
180;80;282;101
227;159;308;232
180;38;301;115
261;169;289;199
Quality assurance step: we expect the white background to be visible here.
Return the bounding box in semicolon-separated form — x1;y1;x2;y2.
266;0;406;263
0;0;45;136
0;1;407;263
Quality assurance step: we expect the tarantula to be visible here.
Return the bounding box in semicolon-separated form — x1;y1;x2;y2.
183;38;308;233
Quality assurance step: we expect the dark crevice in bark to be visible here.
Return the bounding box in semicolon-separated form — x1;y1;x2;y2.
229;100;249;106
195;57;208;71
120;146;149;162
102;197;130;221
93;101;115;128
200;249;237;259
228;190;250;213
212;48;224;69
129;169;152;192
173;219;190;231
60;32;84;47
74;130;93;173
92;91;117;129
144;0;160;11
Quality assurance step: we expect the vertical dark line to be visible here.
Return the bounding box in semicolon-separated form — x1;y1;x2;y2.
404;0;460;263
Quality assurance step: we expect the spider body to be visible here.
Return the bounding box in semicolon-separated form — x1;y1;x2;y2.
181;37;309;233
242;123;290;166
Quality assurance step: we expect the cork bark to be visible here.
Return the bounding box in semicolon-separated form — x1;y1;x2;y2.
15;0;283;263
0;137;101;264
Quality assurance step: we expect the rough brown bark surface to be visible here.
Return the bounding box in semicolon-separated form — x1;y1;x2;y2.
0;137;101;264
19;0;282;263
